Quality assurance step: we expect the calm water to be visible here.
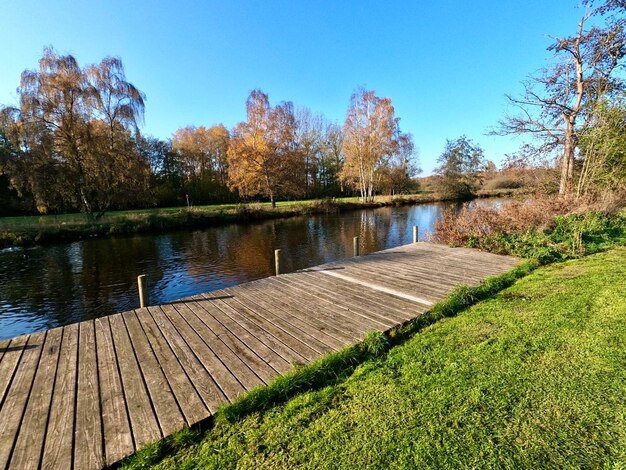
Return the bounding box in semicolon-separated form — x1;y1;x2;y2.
0;199;506;340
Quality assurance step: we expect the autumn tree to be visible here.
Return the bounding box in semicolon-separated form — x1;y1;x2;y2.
340;89;402;201
227;90;305;207
0;48;150;217
497;6;626;195
435;136;486;199
172;124;231;203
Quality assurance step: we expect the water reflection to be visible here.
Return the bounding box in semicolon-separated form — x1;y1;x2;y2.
0;199;504;339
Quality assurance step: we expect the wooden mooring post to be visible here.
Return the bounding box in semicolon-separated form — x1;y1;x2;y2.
137;274;149;308
353;236;360;257
274;249;281;275
413;225;419;243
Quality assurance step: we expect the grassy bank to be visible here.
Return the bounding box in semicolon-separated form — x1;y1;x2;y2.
0;190;523;249
123;247;626;469
0;195;429;248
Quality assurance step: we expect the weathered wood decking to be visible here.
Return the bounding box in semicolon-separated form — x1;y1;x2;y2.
0;242;519;469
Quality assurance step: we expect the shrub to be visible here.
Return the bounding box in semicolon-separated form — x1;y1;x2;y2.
432;195;626;263
483;176;524;190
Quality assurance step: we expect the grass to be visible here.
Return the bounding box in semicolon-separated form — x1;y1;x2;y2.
121;248;626;469
0;193;453;248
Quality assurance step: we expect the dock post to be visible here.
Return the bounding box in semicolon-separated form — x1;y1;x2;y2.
353;236;360;257
413;225;419;243
274;249;281;275
137;274;149;308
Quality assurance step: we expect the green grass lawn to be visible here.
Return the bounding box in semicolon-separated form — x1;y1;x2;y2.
128;248;626;469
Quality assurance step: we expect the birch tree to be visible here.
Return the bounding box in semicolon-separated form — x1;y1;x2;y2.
340;89;398;202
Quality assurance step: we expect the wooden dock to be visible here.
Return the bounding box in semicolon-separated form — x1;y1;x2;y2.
0;242;518;469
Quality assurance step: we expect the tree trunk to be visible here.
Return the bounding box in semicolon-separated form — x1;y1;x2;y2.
270;191;276;208
559;121;575;195
80;187;94;220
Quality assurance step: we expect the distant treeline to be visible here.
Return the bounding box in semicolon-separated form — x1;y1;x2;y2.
5;0;626;221
0;49;421;217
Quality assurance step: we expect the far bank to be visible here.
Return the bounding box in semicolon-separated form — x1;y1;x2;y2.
0;189;521;249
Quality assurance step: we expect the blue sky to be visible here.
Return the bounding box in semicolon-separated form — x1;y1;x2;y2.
0;1;591;174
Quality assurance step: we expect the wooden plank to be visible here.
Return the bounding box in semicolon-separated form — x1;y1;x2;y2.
384;256;503;285
205;292;310;365
74;321;104;470
319;269;433;307
353;257;473;290
380;255;496;282
147;306;226;413
312;264;450;302
119;311;185;439
194;296;291;374
300;269;431;315
247;280;360;344
135;309;209;425
222;287;323;362
10;328;62;469
321;264;448;302
277;275;397;328
0;338;9;364
404;244;519;271
279;274;405;327
417;242;520;262
181;300;279;384
233;282;344;352
248;279;357;346
291;271;417;318
172;302;266;391
272;277;388;334
391;255;508;279
0;335;29;408
0;332;44;469
108;313;161;451
41;323;78;470
345;244;513;275
94;316;134;465
342;254;471;285
159;303;247;401
270;277;373;337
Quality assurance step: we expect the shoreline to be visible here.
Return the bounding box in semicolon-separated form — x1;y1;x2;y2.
0;189;522;249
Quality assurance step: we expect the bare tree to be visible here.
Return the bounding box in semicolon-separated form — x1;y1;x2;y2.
496;9;625;195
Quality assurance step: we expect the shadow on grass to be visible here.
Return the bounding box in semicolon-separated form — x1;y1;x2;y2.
118;259;539;470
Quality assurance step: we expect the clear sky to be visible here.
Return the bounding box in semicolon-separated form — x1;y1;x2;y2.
0;1;591;174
